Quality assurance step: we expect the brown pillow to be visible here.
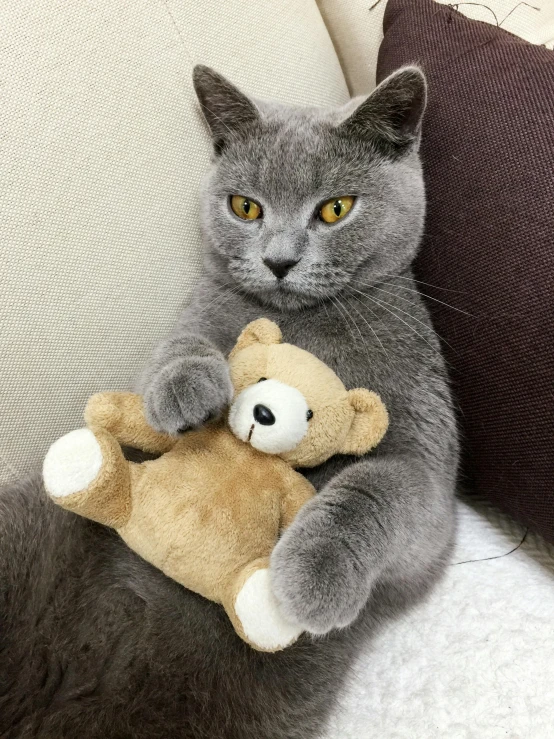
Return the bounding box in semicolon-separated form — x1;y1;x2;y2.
378;0;554;540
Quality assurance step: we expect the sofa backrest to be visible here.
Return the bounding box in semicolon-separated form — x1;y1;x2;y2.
0;0;349;484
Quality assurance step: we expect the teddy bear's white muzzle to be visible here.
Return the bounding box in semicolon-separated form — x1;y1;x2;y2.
229;379;309;455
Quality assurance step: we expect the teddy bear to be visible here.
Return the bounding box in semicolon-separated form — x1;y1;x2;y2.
43;319;389;652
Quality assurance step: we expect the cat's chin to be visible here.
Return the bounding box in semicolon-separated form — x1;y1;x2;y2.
242;281;330;313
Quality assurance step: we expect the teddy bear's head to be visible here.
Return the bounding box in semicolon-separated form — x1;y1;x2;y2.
227;319;388;468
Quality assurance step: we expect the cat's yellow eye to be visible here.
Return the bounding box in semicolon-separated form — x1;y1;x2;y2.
230;195;262;221
319;196;355;224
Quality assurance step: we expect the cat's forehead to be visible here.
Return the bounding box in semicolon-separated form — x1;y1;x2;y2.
216;108;379;206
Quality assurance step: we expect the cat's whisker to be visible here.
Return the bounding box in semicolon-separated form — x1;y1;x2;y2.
327;293;364;352
210;278;240;296
310;278;387;358
380;273;466;294
202;282;236;312
311;286;333;322
203;283;243;314
329;295;357;343
334;294;368;354
346;286;452;357
344;293;389;358
352;280;474;317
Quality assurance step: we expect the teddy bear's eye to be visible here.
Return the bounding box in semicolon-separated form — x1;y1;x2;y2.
258;377;267;383
307;410;313;420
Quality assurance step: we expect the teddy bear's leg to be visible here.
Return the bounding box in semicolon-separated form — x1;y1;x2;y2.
43;425;132;528
223;557;303;652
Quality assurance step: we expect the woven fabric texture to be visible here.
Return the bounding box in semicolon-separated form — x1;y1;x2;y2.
316;0;387;94
317;0;554;96
378;0;554;540
0;0;348;484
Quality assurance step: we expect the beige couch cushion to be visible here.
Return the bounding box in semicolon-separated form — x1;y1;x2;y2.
317;0;554;96
316;0;386;95
0;0;349;484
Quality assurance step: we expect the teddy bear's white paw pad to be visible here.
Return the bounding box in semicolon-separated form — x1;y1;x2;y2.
235;568;302;651
43;428;103;498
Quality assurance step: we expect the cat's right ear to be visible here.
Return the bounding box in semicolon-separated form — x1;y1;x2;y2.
193;66;260;155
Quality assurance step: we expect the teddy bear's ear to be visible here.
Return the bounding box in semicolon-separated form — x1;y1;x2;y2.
229;318;283;359
340;389;389;456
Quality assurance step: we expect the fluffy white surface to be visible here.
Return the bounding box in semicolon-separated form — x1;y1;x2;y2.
324;497;554;739
229;380;309;454
43;428;102;498
235;568;302;651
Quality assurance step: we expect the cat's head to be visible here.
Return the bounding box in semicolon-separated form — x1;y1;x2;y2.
193;65;426;311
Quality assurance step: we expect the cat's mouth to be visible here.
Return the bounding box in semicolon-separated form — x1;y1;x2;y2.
272;275;340;301
230;262;345;311
250;276;336;311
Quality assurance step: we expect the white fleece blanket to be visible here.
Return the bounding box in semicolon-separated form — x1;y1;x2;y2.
324;497;554;739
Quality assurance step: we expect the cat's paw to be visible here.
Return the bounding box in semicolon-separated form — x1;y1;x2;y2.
270;503;372;634
234;568;302;651
143;355;233;436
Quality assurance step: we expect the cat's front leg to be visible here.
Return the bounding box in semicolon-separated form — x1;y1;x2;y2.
139;333;233;436
270;456;455;634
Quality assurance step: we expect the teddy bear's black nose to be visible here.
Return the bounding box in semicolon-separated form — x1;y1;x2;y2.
253;404;275;426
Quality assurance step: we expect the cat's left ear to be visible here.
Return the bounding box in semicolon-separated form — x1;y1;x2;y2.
337;66;427;157
193;65;260;155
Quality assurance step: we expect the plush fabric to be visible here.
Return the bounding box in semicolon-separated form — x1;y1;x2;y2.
317;0;554;96
323;496;554;738
229;321;389;467
0;0;349;487
43;320;388;652
378;0;554;540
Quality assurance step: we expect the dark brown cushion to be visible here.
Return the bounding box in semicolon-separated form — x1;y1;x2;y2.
378;0;554;540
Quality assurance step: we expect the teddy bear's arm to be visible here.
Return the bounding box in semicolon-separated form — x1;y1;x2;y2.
84;393;178;454
279;469;316;530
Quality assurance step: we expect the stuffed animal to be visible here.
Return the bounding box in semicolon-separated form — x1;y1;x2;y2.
43;319;389;651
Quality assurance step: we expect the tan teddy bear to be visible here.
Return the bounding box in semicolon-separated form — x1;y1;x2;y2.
43;319;388;651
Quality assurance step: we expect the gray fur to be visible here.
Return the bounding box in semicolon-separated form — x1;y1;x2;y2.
0;67;458;737
141;333;233;434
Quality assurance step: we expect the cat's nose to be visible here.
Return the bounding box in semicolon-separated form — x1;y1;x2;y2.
263;257;300;280
253;404;275;426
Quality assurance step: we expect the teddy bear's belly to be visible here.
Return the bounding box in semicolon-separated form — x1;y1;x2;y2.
119;446;284;602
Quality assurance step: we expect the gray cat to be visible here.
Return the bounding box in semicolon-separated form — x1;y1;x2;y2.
0;66;458;738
